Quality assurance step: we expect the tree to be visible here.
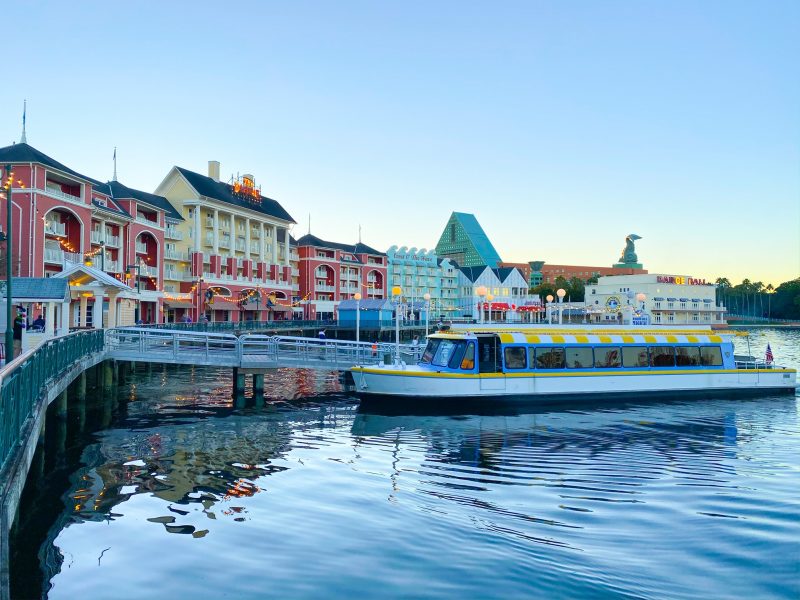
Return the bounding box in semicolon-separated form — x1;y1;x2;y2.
771;278;800;320
568;277;586;302
715;277;731;308
766;283;775;320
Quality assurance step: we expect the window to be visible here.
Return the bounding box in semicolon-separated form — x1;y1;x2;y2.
504;347;527;370
460;343;476;370
432;340;463;367
421;339;441;363
595;347;621;368
534;347;565;369
622;346;649;367
675;347;701;366
565;347;593;368
649;346;675;367
699;347;723;366
448;342;468;369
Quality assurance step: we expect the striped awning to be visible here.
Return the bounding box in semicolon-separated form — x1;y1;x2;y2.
496;332;724;345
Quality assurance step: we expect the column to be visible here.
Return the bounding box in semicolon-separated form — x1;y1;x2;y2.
284;229;290;267
230;214;236;254
79;295;88;328
100;219;107;243
213;208;219;254
61;301;70;333
107;293;118;328
272;225;278;264
93;294;103;328
259;223;265;262
193;205;201;252
45;302;55;336
245;218;251;258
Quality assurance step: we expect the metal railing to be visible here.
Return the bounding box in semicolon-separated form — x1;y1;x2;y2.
0;330;104;472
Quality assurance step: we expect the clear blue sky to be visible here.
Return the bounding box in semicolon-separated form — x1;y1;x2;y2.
3;1;798;285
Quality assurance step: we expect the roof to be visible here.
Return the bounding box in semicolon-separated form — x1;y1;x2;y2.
85;179;133;218
106;180;182;221
492;267;518;282
53;263;133;292
295;234;385;256
450;212;502;266
175;167;295;224
457;265;489;282
0;142;93;182
338;299;393;310
1;278;69;302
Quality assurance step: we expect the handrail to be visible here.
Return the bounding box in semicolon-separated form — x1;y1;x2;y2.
0;330;105;473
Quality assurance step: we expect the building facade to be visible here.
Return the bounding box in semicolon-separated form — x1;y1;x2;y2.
0;142;178;328
585;274;726;325
386;246;459;316
154;162;300;322
295;234;387;320
455;266;542;322
434;212;502;268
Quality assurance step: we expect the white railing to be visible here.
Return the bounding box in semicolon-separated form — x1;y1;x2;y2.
165;227;184;240
139;265;158;277
105;233;120;247
44;221;66;237
43;186;82;204
105;260;120;273
135;242;148;254
251;229;260;239
220;237;231;249
105;329;414;370
250;242;260;254
205;216;215;228
44;247;64;263
235;240;246;252
164;267;180;280
90;230;103;244
316;284;335;292
164;248;187;260
136;214;159;226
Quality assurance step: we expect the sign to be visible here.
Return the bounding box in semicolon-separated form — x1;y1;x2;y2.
230;175;261;204
606;296;621;311
656;275;707;286
392;253;435;264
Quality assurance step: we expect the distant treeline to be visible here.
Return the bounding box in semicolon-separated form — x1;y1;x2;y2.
715;277;800;320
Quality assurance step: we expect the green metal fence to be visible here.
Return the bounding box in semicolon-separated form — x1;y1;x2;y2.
0;330;104;472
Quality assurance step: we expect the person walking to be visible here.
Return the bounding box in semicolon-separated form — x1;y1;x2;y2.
12;310;26;358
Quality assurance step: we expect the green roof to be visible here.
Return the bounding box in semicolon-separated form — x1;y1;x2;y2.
434;212;502;267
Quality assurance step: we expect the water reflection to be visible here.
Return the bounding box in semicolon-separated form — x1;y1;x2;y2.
9;330;800;600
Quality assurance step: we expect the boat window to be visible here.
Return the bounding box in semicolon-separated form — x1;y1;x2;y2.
478;337;501;373
622;346;649;368
675;346;701;366
421;339;441;364
535;347;565;369
595;347;622;368
448;342;468;369
432;340;463;367
649;346;675;367
566;347;593;369
699;346;723;366
504;347;527;370
460;342;476;370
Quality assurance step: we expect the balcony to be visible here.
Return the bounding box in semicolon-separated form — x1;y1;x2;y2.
44;221;66;237
205;216;215;228
219;236;231;249
43;185;82;205
316;284;335;292
136;214;159;227
164;248;187;261
164;266;180;280
251;229;260;239
105;260;120;273
235;239;246;252
135;242;148;254
249;242;260;254
165;227;184;240
291;267;299;276
105;232;120;247
90;230;103;244
139;265;158;277
44;247;64;264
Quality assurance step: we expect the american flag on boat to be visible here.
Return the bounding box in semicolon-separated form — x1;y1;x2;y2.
765;343;774;364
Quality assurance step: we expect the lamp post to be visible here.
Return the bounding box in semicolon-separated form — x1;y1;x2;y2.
126;263;142;323
392;285;402;364
2;165;14;363
546;294;554;324
486;293;494;325
556;288;566;325
423;292;431;338
476;285;487;324
197;277;205;322
354;292;362;345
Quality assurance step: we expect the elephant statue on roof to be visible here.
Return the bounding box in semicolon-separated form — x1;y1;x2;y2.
618;234;642;264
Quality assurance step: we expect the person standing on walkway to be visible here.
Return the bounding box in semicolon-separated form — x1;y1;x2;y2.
13;310;25;358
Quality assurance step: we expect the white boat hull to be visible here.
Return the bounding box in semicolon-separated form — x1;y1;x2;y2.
351;366;797;399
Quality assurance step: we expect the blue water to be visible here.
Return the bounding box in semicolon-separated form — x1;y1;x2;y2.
11;328;800;599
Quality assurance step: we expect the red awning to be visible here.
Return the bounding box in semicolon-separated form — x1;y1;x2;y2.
483;302;511;311
518;305;544;312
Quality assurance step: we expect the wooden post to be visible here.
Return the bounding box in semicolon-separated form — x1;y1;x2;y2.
232;368;246;400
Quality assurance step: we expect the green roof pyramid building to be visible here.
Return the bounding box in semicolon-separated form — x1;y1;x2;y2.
434;212;502;267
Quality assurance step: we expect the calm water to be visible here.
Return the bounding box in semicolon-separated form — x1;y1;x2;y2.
10;329;800;599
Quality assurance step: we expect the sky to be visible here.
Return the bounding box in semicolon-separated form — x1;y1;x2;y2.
2;0;798;285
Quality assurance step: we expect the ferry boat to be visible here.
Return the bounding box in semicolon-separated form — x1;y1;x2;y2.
351;326;797;401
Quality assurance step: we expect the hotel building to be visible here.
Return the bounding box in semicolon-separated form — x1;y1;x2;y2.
295;234;387;320
386;246;459;316
586;274;726;324
456;266;542;321
154;162;299;321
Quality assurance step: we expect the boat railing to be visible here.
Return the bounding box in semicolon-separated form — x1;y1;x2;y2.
734;357;788;370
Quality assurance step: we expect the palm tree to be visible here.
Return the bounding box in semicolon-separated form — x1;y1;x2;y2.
715;277;731;308
766;283;775;320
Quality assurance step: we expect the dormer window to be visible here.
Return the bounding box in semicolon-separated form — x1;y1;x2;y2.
94;197;107;207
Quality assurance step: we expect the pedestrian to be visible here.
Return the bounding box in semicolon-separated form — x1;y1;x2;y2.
12;310;25;357
412;334;420;347
371;340;378;358
318;329;326;340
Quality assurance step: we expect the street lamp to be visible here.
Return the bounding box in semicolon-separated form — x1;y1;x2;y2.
486;293;494;325
423;292;431;338
392;285;403;364
556;288;566;325
197;276;205;322
546;294;554;324
2;165;24;362
354;292;362;345
476;285;487;324
126;262;142;323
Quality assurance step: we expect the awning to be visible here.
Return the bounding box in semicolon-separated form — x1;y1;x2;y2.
518;305;544;312
164;301;194;309
269;304;293;313
483;302;511;311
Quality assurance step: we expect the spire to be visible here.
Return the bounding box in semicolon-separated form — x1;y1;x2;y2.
112;147;117;181
358;224;362;243
308;213;311;235
20;100;27;144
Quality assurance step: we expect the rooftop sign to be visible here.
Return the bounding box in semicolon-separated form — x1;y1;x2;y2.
230;175;261;204
657;275;707;286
